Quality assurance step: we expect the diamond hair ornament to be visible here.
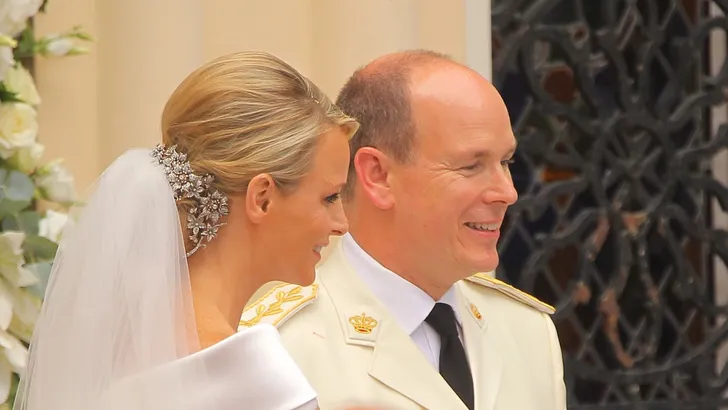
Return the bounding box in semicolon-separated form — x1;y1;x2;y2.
151;144;230;257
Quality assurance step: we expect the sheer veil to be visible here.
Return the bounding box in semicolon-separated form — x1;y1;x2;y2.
13;148;213;409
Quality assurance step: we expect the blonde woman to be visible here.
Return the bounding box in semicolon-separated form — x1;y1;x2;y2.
14;52;359;410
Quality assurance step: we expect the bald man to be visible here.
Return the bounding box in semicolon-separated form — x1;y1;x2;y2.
241;51;567;410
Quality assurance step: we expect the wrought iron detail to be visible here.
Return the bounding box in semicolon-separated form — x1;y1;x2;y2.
492;0;728;408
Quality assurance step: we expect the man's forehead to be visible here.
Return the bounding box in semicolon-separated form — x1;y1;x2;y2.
412;127;516;160
410;65;493;104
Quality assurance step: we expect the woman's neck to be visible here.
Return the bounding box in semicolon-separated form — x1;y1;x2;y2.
187;241;265;349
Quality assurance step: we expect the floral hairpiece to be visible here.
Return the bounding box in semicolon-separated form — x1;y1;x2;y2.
151;144;229;257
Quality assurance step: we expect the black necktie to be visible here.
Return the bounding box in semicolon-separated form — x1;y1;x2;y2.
426;303;475;410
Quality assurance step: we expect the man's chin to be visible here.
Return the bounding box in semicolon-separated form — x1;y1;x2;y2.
469;255;499;276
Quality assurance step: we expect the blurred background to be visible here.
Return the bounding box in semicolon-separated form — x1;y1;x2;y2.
35;0;487;192
5;0;728;409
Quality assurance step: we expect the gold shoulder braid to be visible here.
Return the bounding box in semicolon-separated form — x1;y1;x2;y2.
465;273;555;314
239;283;319;329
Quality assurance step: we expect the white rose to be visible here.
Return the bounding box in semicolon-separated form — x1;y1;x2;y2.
6;284;40;343
0;328;28;372
0;0;43;38
38;210;69;243
44;36;73;57
36;161;76;204
0;332;27;402
0;46;14;83
0;232;35;288
0;102;37;159
4;64;40;106
0;277;39;337
0;281;38;401
9;141;44;173
0;286;11;332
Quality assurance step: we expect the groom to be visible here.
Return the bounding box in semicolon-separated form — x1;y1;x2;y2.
241;50;567;409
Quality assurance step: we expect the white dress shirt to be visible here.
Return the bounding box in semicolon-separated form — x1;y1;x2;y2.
342;233;464;369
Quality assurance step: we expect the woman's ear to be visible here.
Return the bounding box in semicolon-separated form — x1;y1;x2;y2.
245;174;275;223
353;147;395;209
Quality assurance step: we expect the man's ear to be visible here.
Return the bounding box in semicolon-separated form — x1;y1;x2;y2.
245;174;275;223
353;147;395;209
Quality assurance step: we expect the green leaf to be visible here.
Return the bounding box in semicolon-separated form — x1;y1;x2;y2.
24;262;51;299
22;235;58;263
4;372;19;409
74;31;94;42
0;83;21;104
5;171;34;202
1;211;40;236
0;170;34;217
14;26;35;58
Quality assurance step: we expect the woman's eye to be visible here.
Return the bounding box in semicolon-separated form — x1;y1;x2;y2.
324;193;340;204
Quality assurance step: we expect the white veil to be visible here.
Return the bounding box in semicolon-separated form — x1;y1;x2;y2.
12;148;214;409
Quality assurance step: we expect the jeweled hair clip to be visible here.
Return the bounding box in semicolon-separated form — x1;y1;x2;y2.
151;143;230;257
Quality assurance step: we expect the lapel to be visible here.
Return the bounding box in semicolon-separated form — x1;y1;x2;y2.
456;282;506;410
319;243;466;410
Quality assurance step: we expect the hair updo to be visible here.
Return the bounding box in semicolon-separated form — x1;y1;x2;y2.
160;51;359;251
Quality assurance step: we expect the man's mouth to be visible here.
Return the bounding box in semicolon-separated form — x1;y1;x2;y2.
464;222;500;232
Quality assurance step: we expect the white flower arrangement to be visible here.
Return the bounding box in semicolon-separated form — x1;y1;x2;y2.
0;0;90;407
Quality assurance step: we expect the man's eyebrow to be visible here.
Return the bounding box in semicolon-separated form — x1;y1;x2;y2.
463;144;518;159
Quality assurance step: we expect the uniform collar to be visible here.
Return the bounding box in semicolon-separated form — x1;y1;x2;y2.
341;233;461;336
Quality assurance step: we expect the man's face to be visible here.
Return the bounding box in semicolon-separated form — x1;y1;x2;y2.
390;69;518;281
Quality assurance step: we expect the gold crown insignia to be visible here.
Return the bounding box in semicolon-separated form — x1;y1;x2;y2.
469;303;482;320
349;313;378;334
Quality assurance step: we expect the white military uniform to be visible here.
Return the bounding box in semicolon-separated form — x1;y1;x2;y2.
241;236;567;410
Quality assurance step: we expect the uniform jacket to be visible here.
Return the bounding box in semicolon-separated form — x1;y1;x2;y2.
240;243;567;410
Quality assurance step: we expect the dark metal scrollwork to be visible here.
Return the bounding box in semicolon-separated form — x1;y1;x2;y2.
493;0;728;408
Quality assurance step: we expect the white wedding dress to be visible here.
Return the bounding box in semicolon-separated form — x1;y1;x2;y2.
97;324;318;410
12;150;319;410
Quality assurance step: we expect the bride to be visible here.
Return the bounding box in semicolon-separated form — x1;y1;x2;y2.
13;51;359;409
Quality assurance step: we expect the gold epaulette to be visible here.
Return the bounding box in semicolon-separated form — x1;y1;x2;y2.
465;273;555;315
238;282;318;331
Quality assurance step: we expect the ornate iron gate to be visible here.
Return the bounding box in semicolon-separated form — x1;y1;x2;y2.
493;0;728;408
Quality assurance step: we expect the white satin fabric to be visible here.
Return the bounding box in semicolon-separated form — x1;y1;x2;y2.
98;324;318;410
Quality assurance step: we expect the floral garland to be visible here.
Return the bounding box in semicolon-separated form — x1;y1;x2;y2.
0;0;90;407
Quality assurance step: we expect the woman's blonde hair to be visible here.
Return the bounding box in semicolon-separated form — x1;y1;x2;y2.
160;51;358;241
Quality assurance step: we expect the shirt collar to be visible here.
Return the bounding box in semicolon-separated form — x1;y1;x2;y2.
341;233;461;335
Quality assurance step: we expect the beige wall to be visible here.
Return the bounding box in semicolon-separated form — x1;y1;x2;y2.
34;0;490;191
33;0;98;192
